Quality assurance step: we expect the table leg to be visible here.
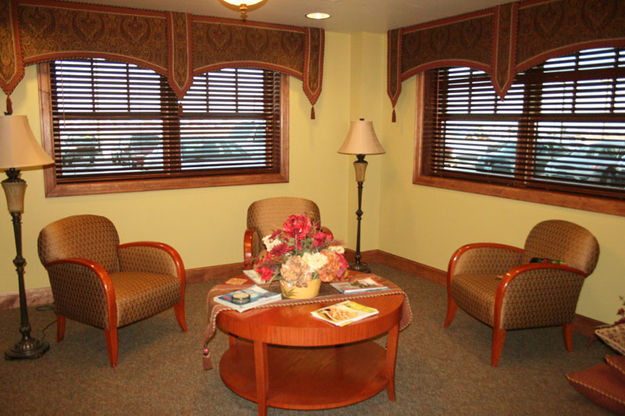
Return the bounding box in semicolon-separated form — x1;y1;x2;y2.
385;323;399;401
253;340;269;416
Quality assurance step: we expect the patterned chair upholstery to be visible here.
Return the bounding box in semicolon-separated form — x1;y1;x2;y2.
37;215;186;367
244;197;331;268
444;219;599;367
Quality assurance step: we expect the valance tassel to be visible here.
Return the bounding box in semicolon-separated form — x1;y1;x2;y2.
5;96;12;115
392;108;396;123
311;106;315;120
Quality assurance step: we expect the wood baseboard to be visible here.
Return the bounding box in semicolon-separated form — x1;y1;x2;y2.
1;253;604;338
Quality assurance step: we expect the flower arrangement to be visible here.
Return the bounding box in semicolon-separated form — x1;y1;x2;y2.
254;214;348;287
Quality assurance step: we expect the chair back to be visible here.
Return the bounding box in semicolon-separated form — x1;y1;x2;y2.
521;219;599;275
38;215;121;274
247;197;321;256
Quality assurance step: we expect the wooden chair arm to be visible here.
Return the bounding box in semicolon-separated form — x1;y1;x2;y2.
45;258;117;329
321;226;334;241
448;243;522;281
243;229;254;269
118;242;186;289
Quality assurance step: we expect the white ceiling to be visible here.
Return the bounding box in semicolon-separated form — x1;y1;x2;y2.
66;0;514;33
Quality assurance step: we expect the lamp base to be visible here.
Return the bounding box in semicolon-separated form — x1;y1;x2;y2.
5;336;49;360
348;262;371;274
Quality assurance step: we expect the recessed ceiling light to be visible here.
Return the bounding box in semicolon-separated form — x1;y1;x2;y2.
306;12;331;20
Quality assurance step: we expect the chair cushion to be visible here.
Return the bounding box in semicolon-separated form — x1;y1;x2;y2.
451;273;499;326
110;272;181;327
566;363;625;415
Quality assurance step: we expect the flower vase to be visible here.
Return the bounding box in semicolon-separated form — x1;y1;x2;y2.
280;278;321;299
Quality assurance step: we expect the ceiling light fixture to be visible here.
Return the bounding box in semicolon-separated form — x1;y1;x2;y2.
218;0;267;21
306;12;331;20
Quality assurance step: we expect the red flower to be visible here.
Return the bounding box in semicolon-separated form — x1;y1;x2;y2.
269;242;292;257
618;308;625;316
256;267;275;282
313;231;327;247
283;214;312;240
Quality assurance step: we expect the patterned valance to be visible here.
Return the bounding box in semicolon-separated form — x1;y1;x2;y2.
0;0;324;117
388;0;625;121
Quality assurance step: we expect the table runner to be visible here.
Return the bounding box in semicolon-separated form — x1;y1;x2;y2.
202;274;413;370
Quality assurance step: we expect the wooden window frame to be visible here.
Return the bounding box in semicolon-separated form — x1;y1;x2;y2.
413;71;625;217
38;62;289;197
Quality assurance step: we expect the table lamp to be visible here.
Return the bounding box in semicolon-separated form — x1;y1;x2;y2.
338;119;385;273
0;115;54;360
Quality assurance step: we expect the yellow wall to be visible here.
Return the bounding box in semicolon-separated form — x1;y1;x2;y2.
1;31;624;324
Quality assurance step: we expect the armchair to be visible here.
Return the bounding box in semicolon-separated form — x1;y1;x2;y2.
37;214;186;367
444;219;599;366
243;197;332;269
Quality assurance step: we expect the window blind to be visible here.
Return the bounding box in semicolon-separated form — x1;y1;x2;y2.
425;47;625;199
50;59;281;182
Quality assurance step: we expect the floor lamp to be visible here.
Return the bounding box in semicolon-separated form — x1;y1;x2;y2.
0;115;54;360
338;119;385;273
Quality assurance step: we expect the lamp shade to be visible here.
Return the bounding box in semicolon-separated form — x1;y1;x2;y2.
338;119;385;155
0;115;53;170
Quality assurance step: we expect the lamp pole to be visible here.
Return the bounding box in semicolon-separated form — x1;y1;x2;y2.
3;168;49;359
351;154;370;272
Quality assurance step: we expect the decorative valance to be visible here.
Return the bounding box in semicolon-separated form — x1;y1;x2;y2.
0;0;324;117
387;0;625;121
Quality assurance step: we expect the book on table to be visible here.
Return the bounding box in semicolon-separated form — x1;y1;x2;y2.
310;300;379;327
330;276;388;294
213;285;281;312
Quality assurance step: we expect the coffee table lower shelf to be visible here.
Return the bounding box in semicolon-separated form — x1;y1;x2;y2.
220;339;390;411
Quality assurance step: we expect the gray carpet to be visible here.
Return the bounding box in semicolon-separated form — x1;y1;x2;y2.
0;264;613;415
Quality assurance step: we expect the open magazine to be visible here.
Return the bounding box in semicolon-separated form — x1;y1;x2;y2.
311;300;379;327
330;276;388;294
213;285;281;312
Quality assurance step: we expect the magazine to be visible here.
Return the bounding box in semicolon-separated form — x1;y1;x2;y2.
242;269;265;285
213;285;281;312
310;300;379;327
330;276;388;294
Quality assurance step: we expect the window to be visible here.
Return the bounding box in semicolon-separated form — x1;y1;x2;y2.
417;47;625;215
39;58;288;196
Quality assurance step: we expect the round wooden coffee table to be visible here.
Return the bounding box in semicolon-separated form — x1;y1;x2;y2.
216;293;404;416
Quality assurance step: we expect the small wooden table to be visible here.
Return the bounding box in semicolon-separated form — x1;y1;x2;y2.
216;290;405;415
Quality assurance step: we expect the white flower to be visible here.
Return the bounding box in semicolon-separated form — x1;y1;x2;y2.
326;245;345;254
262;234;281;251
302;252;328;271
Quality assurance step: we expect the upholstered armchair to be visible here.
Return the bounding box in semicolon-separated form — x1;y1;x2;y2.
444;219;599;367
243;197;332;269
37;215;187;367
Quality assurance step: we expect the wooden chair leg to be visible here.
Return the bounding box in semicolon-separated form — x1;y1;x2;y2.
104;327;119;368
174;301;187;332
491;328;506;367
563;323;573;352
56;315;66;343
444;297;457;328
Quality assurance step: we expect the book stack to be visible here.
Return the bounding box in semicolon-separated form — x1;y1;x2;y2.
213;285;281;312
